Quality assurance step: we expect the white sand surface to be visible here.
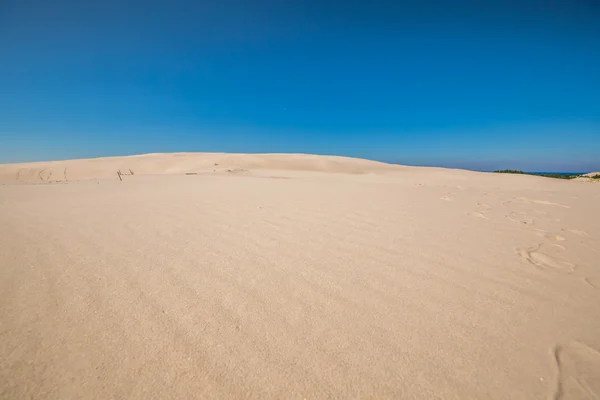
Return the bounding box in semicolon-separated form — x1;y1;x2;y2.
1;153;599;399
574;172;600;183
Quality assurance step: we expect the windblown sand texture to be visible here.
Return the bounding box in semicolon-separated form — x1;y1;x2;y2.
1;153;599;399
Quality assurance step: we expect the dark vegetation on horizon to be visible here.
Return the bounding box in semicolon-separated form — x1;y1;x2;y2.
493;170;588;180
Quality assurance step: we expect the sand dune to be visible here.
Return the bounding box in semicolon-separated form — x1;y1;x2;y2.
574;172;600;183
0;153;403;183
1;153;599;399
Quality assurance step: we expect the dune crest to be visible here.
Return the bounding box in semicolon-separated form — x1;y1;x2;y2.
0;153;403;183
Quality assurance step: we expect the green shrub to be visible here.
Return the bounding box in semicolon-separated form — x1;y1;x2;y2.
493;170;580;179
493;170;526;174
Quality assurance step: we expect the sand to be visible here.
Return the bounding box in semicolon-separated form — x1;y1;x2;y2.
1;153;599;399
574;172;600;184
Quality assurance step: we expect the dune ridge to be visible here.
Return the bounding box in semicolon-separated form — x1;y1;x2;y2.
0;153;403;183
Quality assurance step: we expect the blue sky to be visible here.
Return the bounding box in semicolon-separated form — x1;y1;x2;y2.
1;0;599;171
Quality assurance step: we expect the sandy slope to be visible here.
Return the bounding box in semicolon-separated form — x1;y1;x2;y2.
0;153;402;183
1;153;599;399
574;172;600;183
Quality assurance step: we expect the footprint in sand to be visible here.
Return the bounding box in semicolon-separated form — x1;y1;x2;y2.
517;245;575;273
546;233;567;242
515;197;570;208
441;194;454;201
467;211;488;219
551;342;600;399
584;277;599;290
506;212;535;225
477;202;492;210
564;229;589;238
468;203;493;220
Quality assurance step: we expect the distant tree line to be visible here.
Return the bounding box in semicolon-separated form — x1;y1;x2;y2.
493;170;583;180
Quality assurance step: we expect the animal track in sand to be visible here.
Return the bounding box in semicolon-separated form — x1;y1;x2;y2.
551;342;600;399
517;245;575;273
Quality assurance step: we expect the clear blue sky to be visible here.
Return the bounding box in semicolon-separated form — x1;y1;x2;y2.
1;0;599;171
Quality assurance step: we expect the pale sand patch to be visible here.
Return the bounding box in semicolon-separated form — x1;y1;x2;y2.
574;172;600;183
1;153;600;399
